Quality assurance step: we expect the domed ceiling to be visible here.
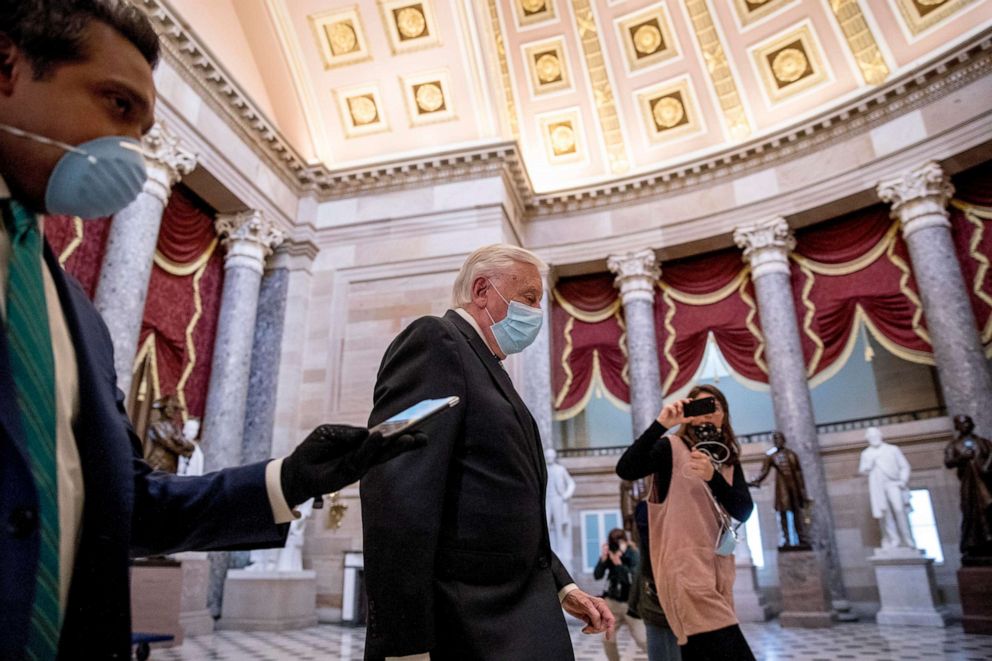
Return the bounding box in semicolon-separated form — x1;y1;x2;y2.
170;0;991;193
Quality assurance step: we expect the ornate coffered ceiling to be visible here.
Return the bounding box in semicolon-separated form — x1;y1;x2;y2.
164;0;991;195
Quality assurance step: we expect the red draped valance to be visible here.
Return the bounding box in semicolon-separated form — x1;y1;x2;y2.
950;162;992;355
551;273;629;420
42;215;111;298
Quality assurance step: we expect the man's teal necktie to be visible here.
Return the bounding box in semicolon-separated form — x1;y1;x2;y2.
3;199;60;658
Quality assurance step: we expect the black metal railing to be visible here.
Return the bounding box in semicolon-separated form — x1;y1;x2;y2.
556;406;948;458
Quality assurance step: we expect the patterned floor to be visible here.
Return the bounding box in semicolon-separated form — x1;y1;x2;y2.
149;621;992;660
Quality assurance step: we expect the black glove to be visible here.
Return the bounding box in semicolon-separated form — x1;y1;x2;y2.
280;424;427;508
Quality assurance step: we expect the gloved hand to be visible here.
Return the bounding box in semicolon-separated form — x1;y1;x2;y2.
280;424;427;508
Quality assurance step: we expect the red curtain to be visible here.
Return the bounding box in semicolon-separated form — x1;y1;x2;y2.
791;204;933;380
42;215;111;298
949;162;992;354
551;273;630;419
135;186;223;418
654;248;767;395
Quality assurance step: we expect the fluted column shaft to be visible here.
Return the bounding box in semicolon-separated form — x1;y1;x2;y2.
608;250;662;437
201;210;283;616
734;218;847;602
878;162;992;436
520;271;555;448
93;123;195;394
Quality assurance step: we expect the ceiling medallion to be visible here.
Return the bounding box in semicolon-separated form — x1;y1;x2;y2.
348;96;379;125
326;22;358;55
414;83;444;113
535;53;562;83
632;23;662;56
894;0;976;36
395;6;427;40
652;96;685;129
771;47;809;84
521;0;547;12
916;0;947;4
550;123;576;156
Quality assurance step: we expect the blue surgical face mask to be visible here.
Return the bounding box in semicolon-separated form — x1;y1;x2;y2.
0;123;147;218
484;279;543;355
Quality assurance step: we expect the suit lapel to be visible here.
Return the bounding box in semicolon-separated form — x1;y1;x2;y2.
443;310;544;473
0;305;28;463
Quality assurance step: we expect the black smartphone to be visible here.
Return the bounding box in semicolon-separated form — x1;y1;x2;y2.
683;397;716;418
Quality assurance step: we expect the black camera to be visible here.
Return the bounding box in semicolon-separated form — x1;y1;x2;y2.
608;539;620;553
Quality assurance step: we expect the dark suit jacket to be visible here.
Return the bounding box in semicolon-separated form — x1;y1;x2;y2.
360;310;574;661
0;243;288;659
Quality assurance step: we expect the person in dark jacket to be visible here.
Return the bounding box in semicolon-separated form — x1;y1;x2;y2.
594;527;647;661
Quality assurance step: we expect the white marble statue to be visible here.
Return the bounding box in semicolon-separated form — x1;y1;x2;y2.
245;499;315;572
545;448;575;564
177;418;204;477
859;427;916;549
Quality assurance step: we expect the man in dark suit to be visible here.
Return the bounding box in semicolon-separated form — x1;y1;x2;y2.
361;244;615;660
0;3;423;658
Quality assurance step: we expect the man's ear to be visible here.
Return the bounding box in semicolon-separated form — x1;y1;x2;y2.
471;276;489;307
0;34;21;97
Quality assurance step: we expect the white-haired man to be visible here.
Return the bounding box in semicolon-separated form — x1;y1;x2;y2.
361;244;614;660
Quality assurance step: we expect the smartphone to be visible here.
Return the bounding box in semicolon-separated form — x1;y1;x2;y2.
370;396;460;437
683;397;716;418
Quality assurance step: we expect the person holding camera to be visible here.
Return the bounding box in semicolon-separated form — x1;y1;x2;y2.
594;528;647;661
616;384;755;661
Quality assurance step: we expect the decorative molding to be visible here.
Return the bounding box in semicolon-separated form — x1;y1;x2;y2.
142;121;196;202
608;249;660;305
215;210;285;275
877;161;955;239
734;217;795;280
827;0;889;86
484;0;521;139
682;0;751;141
570;0;630;175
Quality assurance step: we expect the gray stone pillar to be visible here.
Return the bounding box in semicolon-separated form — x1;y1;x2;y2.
520;270;554;449
877;162;992;436
241;249;291;465
94;123;196;394
608;250;662;436
202;210;283;615
733;218;847;602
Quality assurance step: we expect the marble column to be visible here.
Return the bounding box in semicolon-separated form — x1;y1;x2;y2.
733;218;847;603
202;210;284;615
520;270;555;449
608;250;663;437
877;162;992;436
93;123;196;394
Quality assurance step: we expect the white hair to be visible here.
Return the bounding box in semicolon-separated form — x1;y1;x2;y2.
452;244;547;307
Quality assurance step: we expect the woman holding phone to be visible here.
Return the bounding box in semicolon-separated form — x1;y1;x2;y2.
616;384;755;660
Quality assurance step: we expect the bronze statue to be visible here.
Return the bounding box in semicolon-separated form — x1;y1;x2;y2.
944;415;992;564
144;395;195;474
748;432;811;549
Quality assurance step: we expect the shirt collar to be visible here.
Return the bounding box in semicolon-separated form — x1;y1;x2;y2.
0;174;10;200
454;307;504;366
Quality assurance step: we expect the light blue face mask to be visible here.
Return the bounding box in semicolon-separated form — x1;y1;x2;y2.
0;123;147;218
485;279;543;355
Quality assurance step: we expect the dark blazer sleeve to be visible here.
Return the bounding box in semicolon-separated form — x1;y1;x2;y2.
360;317;467;658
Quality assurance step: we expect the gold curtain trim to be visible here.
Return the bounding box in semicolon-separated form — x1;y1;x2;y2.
861;310;935;366
553;351;631;421
616;309;631;386
660;287;680;395
57;216;84;266
553;316;577;410
552;287;621;323
797;261;826;377
659;268;748;305
175;240;218;418
791;221;900;276
952;199;992;345
153;237;219;277
738;267;768;376
885;231;932;348
131;334;162;402
807;306;867;388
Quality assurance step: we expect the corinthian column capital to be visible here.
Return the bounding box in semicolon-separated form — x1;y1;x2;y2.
607;249;660;305
733;216;795;280
876;161;954;239
215;210;285;274
141;122;197;203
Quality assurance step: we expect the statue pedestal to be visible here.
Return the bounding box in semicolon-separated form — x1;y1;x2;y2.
869;548;949;627
219;570;318;631
959;565;992;634
130;558;183;647
733;559;773;622
173;552;214;637
777;549;833;628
